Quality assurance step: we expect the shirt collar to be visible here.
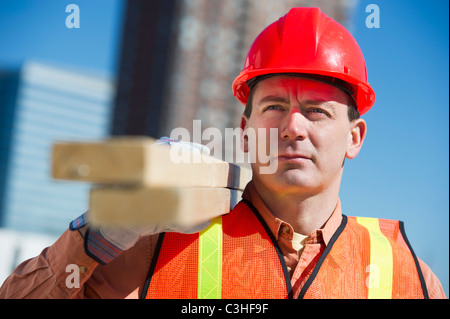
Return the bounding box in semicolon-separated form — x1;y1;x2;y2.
241;181;343;245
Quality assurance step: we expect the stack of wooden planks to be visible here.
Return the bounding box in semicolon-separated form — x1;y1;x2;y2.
51;137;251;228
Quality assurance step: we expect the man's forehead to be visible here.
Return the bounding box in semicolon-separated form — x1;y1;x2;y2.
253;75;348;101
255;75;340;89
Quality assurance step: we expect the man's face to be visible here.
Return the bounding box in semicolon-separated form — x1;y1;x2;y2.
241;75;366;196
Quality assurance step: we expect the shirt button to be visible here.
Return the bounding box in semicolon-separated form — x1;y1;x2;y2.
281;225;291;235
79;265;88;273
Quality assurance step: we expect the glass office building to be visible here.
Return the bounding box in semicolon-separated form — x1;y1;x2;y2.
0;61;113;236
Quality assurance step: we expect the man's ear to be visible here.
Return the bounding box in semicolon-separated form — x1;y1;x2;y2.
240;115;249;153
346;118;367;159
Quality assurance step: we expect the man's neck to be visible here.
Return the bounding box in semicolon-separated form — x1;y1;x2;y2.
253;180;340;236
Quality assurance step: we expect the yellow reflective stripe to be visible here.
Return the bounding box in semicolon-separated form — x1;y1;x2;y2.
197;216;222;299
356;217;393;299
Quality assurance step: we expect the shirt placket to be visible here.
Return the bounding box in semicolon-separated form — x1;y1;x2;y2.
290;231;325;298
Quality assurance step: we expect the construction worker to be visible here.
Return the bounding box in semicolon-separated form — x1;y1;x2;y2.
0;7;445;299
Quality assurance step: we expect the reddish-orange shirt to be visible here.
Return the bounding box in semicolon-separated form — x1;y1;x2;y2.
0;182;446;299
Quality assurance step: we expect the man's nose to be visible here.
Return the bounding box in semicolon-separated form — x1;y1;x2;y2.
280;110;307;141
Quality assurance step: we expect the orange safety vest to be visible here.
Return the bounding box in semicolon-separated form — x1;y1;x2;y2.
142;200;428;299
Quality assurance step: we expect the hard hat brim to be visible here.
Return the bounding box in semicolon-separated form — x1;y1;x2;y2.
232;68;375;116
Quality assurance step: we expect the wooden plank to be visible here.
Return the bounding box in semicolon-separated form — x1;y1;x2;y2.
89;186;242;227
51;137;251;190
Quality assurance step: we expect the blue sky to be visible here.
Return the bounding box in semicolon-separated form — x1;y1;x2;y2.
0;0;124;76
344;0;449;296
0;0;448;296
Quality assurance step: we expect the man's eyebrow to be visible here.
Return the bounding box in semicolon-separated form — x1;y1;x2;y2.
257;96;338;109
302;99;335;106
302;99;338;115
256;95;289;106
303;99;337;109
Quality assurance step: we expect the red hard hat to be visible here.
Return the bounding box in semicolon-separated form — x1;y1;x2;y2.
232;7;375;115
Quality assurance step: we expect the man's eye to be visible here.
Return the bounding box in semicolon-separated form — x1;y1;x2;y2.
308;108;330;117
264;105;283;111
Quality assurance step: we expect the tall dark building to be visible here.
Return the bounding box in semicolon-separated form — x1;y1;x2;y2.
111;0;181;137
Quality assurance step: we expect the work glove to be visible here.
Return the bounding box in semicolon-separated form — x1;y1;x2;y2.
70;137;212;264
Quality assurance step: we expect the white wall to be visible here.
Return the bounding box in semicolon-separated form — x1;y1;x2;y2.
0;228;57;286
